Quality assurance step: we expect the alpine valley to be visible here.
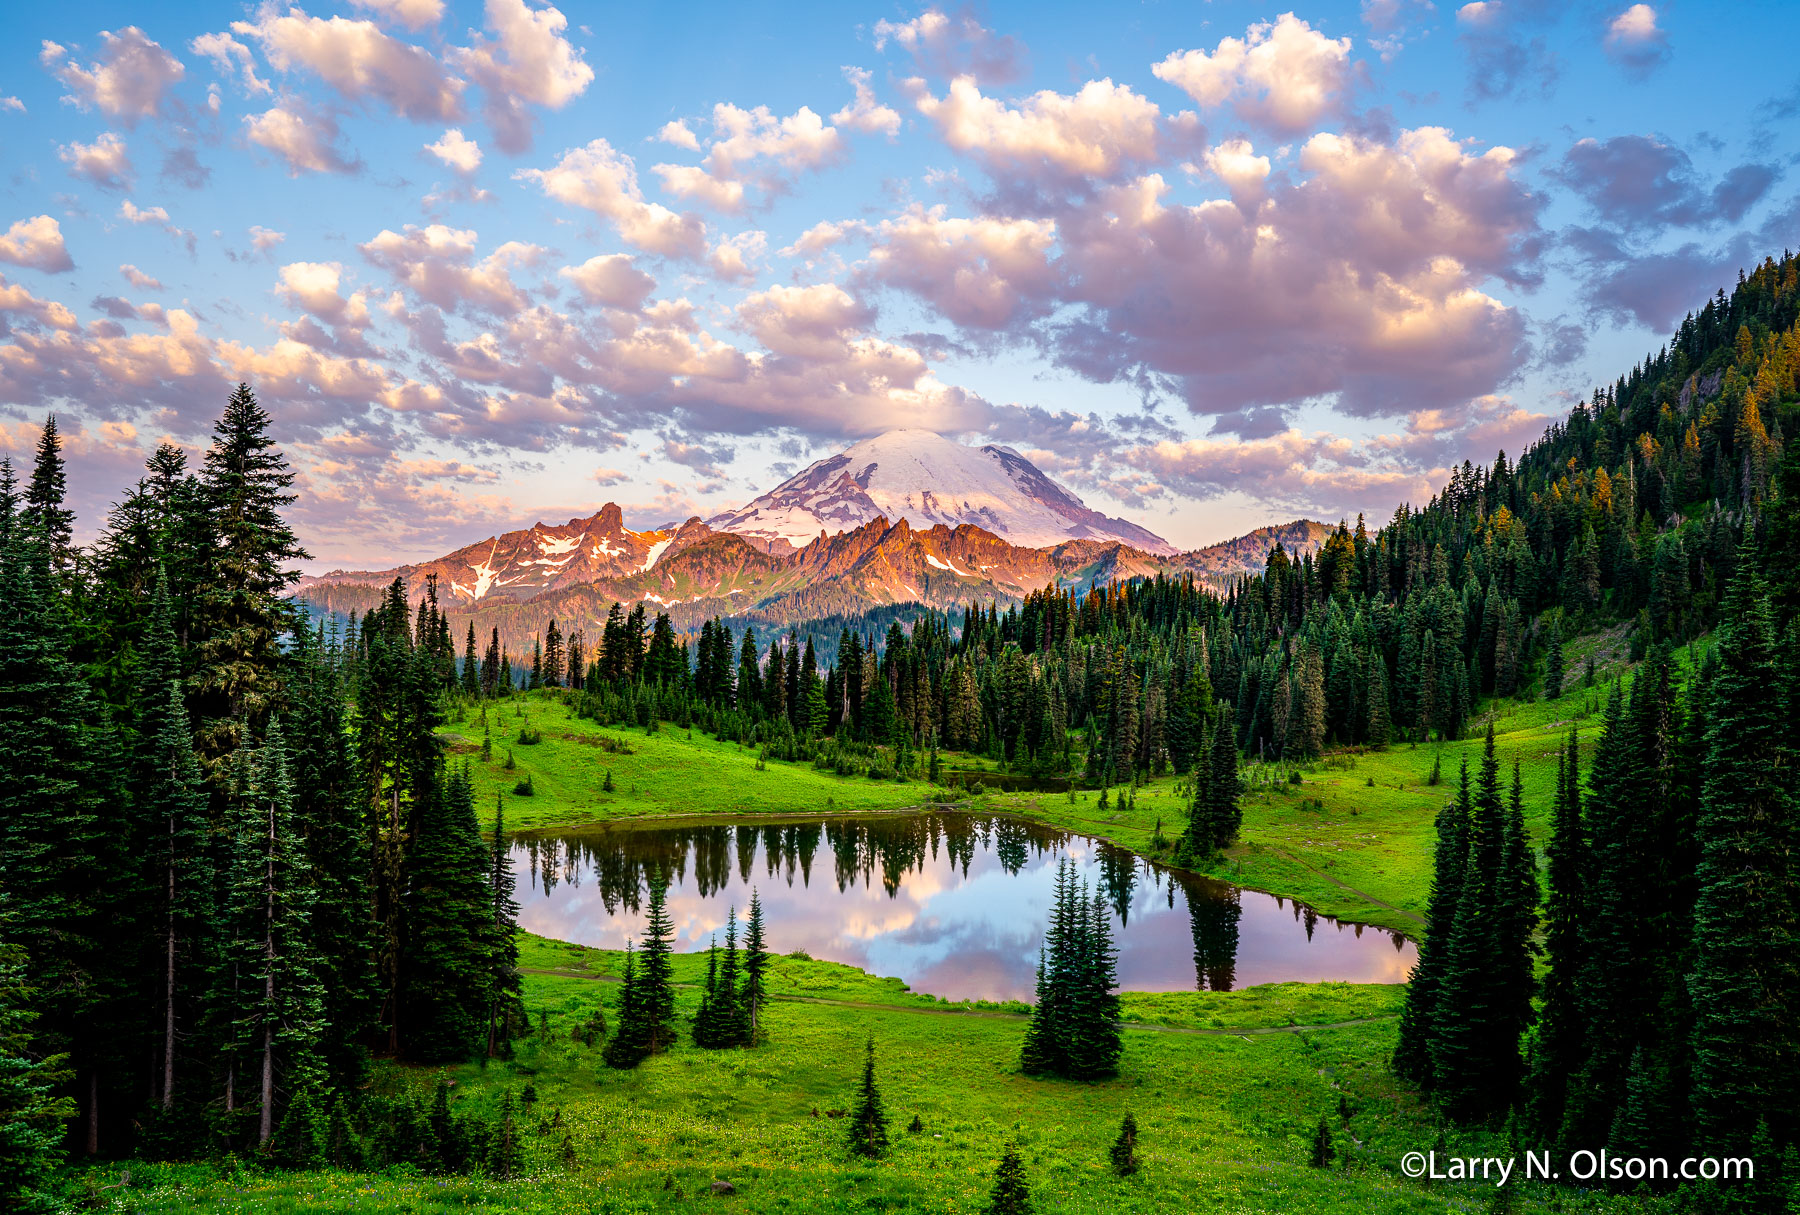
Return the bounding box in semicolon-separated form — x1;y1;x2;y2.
294;430;1331;654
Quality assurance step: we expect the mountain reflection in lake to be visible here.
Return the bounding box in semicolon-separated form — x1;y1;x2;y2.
513;814;1415;1003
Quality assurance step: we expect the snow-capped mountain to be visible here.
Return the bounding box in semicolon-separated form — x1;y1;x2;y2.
706;429;1177;556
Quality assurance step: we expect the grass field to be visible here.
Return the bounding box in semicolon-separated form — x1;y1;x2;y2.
73;935;1664;1215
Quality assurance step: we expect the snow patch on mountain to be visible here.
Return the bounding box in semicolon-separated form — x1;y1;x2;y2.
708;429;1175;555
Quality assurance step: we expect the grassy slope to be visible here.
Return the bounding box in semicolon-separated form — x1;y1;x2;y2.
79;941;1656;1214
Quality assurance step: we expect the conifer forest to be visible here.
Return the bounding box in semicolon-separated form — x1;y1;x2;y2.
4;3;1800;1208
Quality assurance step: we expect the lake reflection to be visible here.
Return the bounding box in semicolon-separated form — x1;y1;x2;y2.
513;814;1415;1003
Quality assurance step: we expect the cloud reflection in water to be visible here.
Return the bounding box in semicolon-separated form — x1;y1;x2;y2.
513;814;1415;1002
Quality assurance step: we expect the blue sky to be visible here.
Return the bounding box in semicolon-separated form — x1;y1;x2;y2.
1;0;1795;568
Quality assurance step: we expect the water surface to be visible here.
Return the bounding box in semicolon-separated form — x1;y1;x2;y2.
513;813;1414;1003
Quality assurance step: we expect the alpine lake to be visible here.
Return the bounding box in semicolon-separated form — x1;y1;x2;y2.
512;811;1415;1003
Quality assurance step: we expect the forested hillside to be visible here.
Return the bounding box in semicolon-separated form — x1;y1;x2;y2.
0;254;1795;1210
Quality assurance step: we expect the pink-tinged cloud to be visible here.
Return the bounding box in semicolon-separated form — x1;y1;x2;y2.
59;131;133;191
864;206;1058;329
245;97;361;176
653;102;847;214
229;9;464;122
120;264;163;291
349;0;446;31
1154;13;1356;136
360;224;542;317
0;275;80;331
833;68;902;136
0;216;74;273
426;128;483;174
736;283;875;358
457;0;594;154
40;26;185;126
873;8;1026;86
518;139;708;259
559;254;656;310
906;76;1162;183
189;32;272;97
1604;4;1669;80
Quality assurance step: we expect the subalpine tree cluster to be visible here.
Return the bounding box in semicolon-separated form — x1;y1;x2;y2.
1516;557;1799;1183
1020;860;1122;1080
691;908;755;1049
0;385;523;1163
603;871;678;1069
1394;726;1539;1122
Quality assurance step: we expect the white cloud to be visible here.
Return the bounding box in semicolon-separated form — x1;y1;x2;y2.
59;131;133;191
1153;13;1356;135
832;67;901;136
873;8;1025;86
360;223;543;316
245;98;359;176
0;215;75;273
458;0;595;153
40;27;185;125
1604;4;1669;79
250;226;287;253
1;97;27;113
653;103;846;213
559;254;656;309
0;274;79;331
229;9;463;121
657;120;701;151
707;230;767;282
426;128;483;173
121;263;163;291
518;139;707;258
907;76;1161;182
189;32;272;96
349;0;446;30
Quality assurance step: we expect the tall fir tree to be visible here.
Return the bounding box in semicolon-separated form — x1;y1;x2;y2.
191;384;310;775
846;1036;889;1158
485;794;524;1060
636;870;678;1053
399;766;493;1063
1684;559;1799;1155
1525;731;1587;1148
1393;758;1471;1086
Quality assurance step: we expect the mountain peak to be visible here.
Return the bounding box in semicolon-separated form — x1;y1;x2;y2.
708;429;1176;555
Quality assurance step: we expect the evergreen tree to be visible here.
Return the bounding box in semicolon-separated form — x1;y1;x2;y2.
286;624;377;1095
1525;731;1587;1147
1431;725;1518;1121
1309;1116;1334;1168
601;945;651;1070
1109;1112;1140;1176
221;724;326;1148
1684;560;1799;1154
0;530;122;1154
846;1036;889;1158
191;384;310;775
1544;618;1564;700
985;1142;1033;1215
1393;759;1471;1085
399;766;492;1063
742;890;769;1045
0;903;73;1214
637;871;678;1053
19;414;74;573
486;795;524;1060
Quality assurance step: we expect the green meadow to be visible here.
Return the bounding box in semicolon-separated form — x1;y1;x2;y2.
76;937;1654;1215
73;631;1687;1213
